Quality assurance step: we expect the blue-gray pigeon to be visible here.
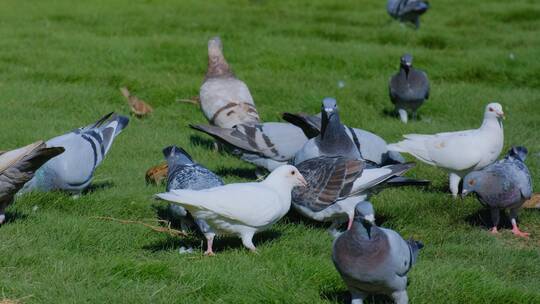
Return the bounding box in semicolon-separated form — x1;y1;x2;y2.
282;112;405;165
462;146;532;237
389;54;430;123
292;156;417;236
0;141;64;224
333;201;423;304
387;0;429;29
20;112;129;195
163;145;224;236
190;122;308;171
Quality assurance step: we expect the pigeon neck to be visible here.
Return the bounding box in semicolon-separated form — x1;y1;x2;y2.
400;66;411;79
319;112;353;152
480;115;503;131
206;50;234;79
351;221;373;240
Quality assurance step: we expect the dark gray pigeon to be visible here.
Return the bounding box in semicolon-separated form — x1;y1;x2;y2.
0;141;64;224
282;112;405;165
462;146;532;237
292;156;417;236
389;54;430;123
387;0;429;29
191;122;308;171
163;145;224;235
293;97;361;165
333;201;423;304
20;112;129;195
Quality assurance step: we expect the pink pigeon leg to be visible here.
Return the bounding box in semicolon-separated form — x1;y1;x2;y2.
204;234;215;256
490;227;498;234
511;219;529;238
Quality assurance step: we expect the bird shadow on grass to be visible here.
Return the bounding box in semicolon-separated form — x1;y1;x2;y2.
215;167;258;179
83;181;115;195
283;208;392;231
381;108;424;122
189;135;216;151
465;209;512;229
3;211;28;225
320;289;394;304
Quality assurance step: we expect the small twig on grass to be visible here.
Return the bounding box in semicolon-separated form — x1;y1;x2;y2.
92;216;188;237
176;96;200;105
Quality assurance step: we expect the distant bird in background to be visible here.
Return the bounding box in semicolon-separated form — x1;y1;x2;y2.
200;36;260;128
462;146;532;237
282;112;405;165
145;162;168;185
156;165;306;255
333;201;423;304
163;145;224;235
20;112;129;195
191;122;308;171
387;0;430;29
389;54;430;123
120;87;153;117
388;103;504;197
0;141;64;224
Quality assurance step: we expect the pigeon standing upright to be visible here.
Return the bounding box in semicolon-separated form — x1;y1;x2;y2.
389;54;430;123
163;145;224;234
462;146;532;237
333;201;423;304
0;141;64;224
387;0;430;29
190;122;308;171
293;97;361;165
20;112;129;195
282;112;405;165
156;165;307;255
388;102;505;197
200;36;260;128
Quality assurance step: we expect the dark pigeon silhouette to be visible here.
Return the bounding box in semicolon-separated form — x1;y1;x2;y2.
387;0;430;29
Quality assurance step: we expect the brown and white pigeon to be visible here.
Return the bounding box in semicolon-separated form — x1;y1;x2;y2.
200;36;260;128
120;87;153;117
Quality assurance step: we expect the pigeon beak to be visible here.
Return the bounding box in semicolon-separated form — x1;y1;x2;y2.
497;111;505;120
364;214;375;225
297;174;308;187
461;189;469;198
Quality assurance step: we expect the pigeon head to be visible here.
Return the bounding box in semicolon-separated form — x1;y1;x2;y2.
461;171;482;198
400;54;413;73
353;201;375;226
320;97;340;138
163;145;194;166
507;146;528;162
206;36;232;78
484;102;505;120
267;165;307;188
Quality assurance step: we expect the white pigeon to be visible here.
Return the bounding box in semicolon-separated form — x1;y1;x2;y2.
155;165;307;255
200;36;260;128
388;102;505;197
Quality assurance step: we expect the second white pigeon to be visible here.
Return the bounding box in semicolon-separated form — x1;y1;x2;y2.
155;165;307;255
388;102;505;197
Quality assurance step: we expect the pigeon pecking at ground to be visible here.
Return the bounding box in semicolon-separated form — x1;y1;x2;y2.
389;54;430;123
163;145;224;235
199;36;260;128
191;122;308;172
292;156;417;237
282;111;405;165
388;102;505;197
0;141;64;224
462;146;532;237
19;112;129;195
155;165;307;255
387;0;430;29
332;201;423;304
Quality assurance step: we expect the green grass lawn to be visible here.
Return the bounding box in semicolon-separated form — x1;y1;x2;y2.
1;0;540;303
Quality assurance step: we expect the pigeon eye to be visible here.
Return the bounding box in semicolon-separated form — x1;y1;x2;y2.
291;171;295;175
469;179;475;186
488;107;494;112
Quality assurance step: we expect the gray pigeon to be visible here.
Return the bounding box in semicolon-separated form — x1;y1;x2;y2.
20;112;129;194
282;112;405;165
462;146;532;237
164;145;224;235
387;0;430;29
333;201;423;304
0;141;64;224
200;36;260;128
389;54;430;123
190;122;308;171
293;156;417;236
293;97;361;165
